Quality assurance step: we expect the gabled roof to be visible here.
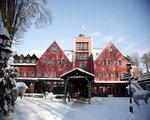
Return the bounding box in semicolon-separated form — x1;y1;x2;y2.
26;54;31;58
37;41;71;63
31;54;38;59
20;54;24;58
60;67;95;80
13;54;19;59
95;41;126;61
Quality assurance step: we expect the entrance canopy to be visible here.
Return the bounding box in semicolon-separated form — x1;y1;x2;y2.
61;68;95;102
60;68;95;81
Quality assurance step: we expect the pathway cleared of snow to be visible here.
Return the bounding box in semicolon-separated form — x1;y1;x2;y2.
12;97;150;120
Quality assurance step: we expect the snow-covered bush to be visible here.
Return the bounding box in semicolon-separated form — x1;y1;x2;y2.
46;92;55;100
16;82;28;99
0;67;19;118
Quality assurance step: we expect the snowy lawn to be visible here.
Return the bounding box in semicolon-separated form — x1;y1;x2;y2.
12;97;150;120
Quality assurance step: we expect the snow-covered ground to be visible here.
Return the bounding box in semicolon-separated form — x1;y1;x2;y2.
12;97;150;120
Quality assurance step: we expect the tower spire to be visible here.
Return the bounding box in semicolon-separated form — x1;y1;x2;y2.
79;24;86;37
81;24;86;34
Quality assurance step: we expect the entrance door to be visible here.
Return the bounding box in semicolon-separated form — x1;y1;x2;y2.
108;85;113;97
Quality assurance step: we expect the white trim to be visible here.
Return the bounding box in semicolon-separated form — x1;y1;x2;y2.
17;77;62;81
17;78;37;80
60;67;95;77
38;78;62;80
11;63;36;66
94;80;129;83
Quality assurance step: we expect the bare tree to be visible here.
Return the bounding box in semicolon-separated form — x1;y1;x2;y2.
0;0;52;44
142;51;150;73
129;52;141;67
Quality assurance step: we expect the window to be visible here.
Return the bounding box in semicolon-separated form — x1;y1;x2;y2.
26;58;31;63
77;53;88;60
31;59;36;63
44;72;48;78
51;47;56;54
45;59;51;64
114;60;121;65
106;60;110;66
20;58;24;63
115;72;119;78
37;72;42;77
83;43;88;50
24;72;28;77
109;47;113;55
51;72;56;78
62;59;65;65
103;60;110;66
30;72;35;77
80;63;86;70
106;72;111;78
122;73;126;79
98;72;103;78
18;72;22;77
76;42;88;50
118;60;121;65
58;59;66;65
103;60;106;65
58;59;61;65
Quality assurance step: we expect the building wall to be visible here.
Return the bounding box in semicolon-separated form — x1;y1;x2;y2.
94;41;127;81
17;66;36;77
12;35;129;96
73;34;94;73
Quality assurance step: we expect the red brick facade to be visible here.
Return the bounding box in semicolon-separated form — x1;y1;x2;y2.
73;34;94;73
94;41;127;81
36;41;72;78
12;34;129;96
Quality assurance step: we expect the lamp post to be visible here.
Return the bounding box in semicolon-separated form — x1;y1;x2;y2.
126;61;133;113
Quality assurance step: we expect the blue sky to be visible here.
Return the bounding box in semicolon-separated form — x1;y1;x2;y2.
13;0;150;56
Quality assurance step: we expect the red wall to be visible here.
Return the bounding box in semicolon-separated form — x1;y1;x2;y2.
94;42;127;81
17;66;36;77
36;41;72;78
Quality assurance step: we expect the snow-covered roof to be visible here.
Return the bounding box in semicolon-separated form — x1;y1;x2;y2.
14;48;103;62
63;50;73;62
61;67;95;78
15;50;43;58
93;48;103;61
94;80;129;83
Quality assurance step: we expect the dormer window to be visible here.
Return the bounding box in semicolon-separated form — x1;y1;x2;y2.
109;47;113;55
51;47;56;54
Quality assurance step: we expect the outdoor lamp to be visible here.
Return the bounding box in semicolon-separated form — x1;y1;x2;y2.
126;62;133;113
